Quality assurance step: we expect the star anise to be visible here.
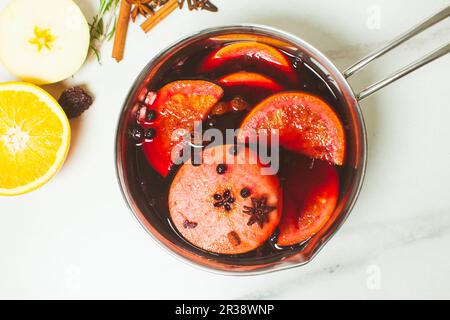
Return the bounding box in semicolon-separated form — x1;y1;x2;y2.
178;0;218;12
243;197;276;228
128;0;155;22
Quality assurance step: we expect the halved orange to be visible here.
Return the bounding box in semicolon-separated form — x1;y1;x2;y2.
218;71;284;92
199;41;297;84
239;92;346;165
277;155;339;246
0;82;70;196
141;80;223;177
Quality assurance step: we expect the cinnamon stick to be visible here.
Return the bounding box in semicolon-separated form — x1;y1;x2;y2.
112;0;132;62
141;0;179;33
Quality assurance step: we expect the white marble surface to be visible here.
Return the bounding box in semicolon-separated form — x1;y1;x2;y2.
1;0;450;299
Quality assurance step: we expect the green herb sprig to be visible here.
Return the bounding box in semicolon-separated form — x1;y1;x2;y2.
89;0;120;64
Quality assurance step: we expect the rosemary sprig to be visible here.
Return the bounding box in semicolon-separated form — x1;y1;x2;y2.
89;0;120;64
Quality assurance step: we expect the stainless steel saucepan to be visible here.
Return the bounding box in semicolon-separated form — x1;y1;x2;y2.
115;6;450;274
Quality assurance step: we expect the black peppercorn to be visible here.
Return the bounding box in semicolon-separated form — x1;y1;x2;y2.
216;164;227;174
223;190;230;198
144;128;156;140
228;197;235;203
214;201;223;207
145;109;157;121
213;194;222;201
240;187;251;198
224;204;231;211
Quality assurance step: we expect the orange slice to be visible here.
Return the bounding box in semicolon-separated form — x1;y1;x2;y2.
0;82;70;195
141;80;223;177
277;155;339;246
239;92;346;165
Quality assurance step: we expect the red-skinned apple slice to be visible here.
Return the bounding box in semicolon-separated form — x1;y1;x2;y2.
141;80;223;177
239;92;346;166
199;41;296;84
277;156;339;246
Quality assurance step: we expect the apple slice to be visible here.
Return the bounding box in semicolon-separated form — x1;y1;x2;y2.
277;156;339;246
141;80;223;177
199;41;296;84
218;71;284;92
0;0;90;85
239;92;346;165
169;145;282;254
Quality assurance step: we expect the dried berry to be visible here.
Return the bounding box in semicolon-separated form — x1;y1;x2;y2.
144;127;156;140
146;109;157;121
58;86;93;119
216;164;227;174
240;187;251;198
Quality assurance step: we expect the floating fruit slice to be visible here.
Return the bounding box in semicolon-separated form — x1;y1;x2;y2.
218;71;284;92
0;82;71;196
239;92;345;165
141;80;223;177
0;0;90;84
277;156;339;246
169;145;282;254
199;41;296;83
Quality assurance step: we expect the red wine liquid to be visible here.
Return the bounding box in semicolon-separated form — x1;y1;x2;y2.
123;39;353;266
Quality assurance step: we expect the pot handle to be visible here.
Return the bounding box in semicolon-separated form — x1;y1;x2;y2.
343;5;450;101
